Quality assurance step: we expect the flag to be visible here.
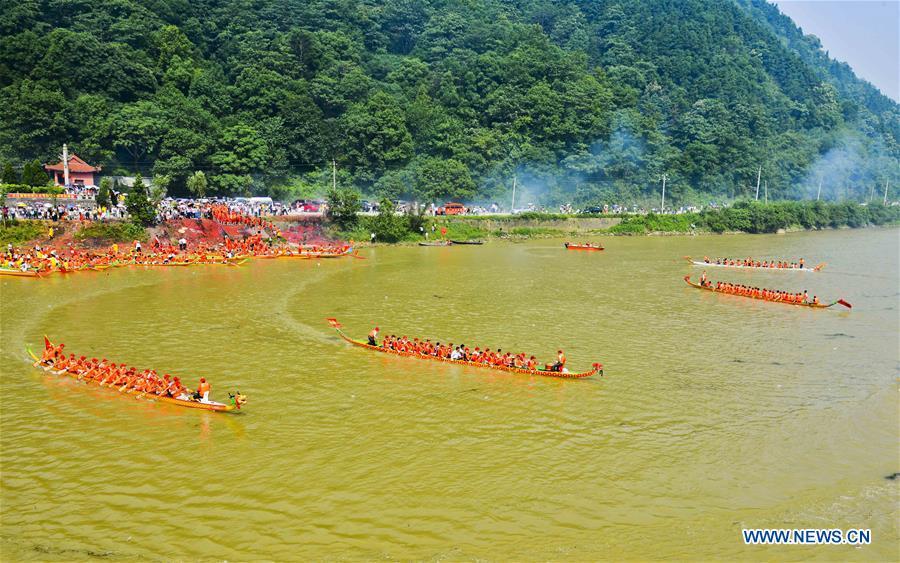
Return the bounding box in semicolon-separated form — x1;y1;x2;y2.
44;336;52;349
326;318;342;328
440;227;447;236
837;299;852;309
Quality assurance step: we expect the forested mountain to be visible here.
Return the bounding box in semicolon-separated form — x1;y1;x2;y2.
1;0;897;204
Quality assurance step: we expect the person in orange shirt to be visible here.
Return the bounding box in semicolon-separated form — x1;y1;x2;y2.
551;350;566;372
196;378;211;402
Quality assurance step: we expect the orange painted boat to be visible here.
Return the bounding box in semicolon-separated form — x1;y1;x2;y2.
28;340;247;413
0;268;43;277
565;243;604;251
683;276;851;309
327;319;602;379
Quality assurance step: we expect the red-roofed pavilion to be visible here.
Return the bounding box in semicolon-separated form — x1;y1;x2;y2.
44;153;101;187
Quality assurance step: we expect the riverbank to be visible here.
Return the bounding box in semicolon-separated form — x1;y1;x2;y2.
3;200;898;249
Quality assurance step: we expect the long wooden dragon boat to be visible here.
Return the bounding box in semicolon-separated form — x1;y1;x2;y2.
28;339;246;413
683;276;850;309
0;268;43;277
684;256;825;272
565;242;604;251
327;319;602;379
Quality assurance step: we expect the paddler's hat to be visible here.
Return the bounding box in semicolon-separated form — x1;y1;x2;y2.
200;377;206;383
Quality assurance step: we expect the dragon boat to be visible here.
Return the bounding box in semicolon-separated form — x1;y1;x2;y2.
565;242;604;251
0;268;43;277
327;319;602;379
28;339;246;413
683;276;850;309
684;257;825;272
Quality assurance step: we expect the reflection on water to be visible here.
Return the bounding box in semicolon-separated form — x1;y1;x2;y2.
1;229;898;560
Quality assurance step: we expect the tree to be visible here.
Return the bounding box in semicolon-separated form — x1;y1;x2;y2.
210;124;269;195
150;174;170;206
341;91;413;185
125;174;156;226
96;177;112;208
1;162;18;184
414;158;476;201
370;197;408;242
325;186;361;230
110;101;166;168
21;159;49;187
186;171;207;198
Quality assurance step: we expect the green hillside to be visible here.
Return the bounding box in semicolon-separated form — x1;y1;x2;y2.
1;0;897;204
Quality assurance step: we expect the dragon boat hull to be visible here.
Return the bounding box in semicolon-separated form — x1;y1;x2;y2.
684;257;824;272
28;343;244;413
683;276;848;309
328;320;601;379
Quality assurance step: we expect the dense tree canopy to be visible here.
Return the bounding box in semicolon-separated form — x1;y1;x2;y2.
0;0;897;205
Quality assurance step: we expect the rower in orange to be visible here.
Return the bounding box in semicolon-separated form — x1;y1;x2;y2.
197;377;211;402
551;350;566;372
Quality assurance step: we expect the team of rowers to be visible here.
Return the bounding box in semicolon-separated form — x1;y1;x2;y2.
39;342;214;402
2;239;248;275
696;271;820;304
3;232;352;276
210;204;282;237
368;328;569;372
701;256;808;269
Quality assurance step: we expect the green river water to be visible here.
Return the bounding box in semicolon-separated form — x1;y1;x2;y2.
1;229;898;560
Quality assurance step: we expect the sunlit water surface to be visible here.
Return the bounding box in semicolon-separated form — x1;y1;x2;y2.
1;229;898;560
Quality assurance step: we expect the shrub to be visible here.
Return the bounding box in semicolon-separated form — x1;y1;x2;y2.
75;222;147;242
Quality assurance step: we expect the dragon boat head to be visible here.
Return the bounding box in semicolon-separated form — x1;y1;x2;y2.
593;363;604;376
229;391;248;409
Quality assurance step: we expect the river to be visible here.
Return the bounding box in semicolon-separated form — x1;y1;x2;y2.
1;228;897;560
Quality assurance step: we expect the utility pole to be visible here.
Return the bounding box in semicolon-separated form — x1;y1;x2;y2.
755;165;761;201
764;181;768;204
660;174;667;211
510;175;517;213
885;179;890;205
869;184;875;203
332;158;336;191
62;143;69;188
816;178;822;201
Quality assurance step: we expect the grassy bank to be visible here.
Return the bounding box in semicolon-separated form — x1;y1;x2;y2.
608;201;900;235
74;222;147;243
0;220;45;246
432;201;900;239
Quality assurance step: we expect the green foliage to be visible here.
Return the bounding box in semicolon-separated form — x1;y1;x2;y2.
368;198;408;243
325;186;362;229
610;201;900;234
124;174;156;226
504;226;567;237
96;177;112;208
1;162;18;185
0;0;897;205
75;222;147;243
0;184;63;195
150;174;170;205
0;220;44;246
186;171;207;198
610;213;697;234
21;159;50;187
437;221;489;241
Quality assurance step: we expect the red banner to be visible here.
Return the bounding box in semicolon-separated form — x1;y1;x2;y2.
5;192;77;199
